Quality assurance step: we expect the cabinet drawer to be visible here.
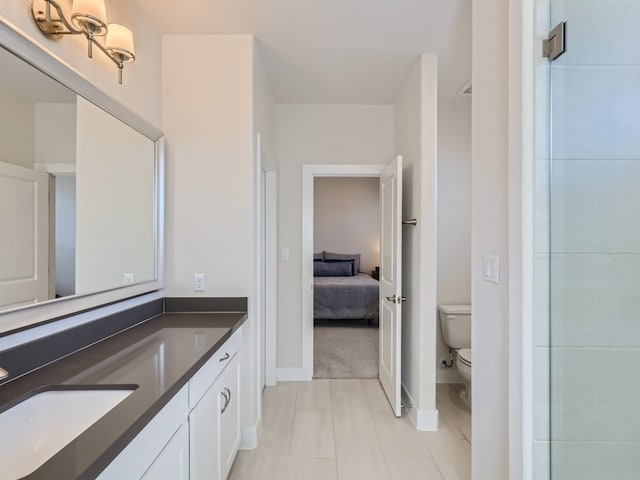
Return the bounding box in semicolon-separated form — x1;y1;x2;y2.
189;328;241;409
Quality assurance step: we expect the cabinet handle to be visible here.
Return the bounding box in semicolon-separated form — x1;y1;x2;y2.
219;352;230;362
221;386;232;414
225;386;232;409
220;388;229;413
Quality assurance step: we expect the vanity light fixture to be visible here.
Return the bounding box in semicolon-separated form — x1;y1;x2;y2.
31;0;136;84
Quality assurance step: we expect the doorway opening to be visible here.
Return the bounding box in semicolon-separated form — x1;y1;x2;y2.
53;173;76;298
302;160;404;416
312;176;380;379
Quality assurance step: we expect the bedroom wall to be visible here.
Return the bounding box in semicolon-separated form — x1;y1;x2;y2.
436;96;472;383
314;177;380;274
276;104;395;371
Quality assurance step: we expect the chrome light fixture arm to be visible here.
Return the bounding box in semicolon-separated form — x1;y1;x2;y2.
32;0;83;37
31;0;135;84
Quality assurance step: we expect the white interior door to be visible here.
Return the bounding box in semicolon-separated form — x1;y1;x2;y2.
379;155;403;417
0;161;50;310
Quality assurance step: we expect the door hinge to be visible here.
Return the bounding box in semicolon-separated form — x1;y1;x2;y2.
543;22;566;60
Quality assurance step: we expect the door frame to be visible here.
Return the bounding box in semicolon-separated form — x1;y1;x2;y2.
264;170;277;386
301;164;386;380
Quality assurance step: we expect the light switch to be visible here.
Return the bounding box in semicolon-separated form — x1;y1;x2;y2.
483;255;500;284
281;247;290;261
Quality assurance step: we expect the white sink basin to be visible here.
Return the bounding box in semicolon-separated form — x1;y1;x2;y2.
0;388;134;479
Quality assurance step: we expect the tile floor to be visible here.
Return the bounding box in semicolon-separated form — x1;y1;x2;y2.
229;380;471;480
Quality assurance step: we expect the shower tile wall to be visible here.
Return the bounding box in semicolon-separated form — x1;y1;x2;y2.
547;0;640;478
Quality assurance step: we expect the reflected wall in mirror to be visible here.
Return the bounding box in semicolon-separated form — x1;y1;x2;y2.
0;45;157;313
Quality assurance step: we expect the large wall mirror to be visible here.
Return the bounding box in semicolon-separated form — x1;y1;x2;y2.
0;30;163;333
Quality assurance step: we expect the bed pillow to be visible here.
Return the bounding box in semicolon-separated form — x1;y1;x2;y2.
314;253;323;261
323;251;360;275
314;260;354;277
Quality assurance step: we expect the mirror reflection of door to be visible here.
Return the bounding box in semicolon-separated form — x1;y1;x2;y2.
0;162;49;309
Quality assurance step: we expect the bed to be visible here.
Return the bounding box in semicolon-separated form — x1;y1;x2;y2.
313;252;379;321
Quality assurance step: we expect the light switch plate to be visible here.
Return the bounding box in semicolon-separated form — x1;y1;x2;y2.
483;255;500;284
281;248;290;261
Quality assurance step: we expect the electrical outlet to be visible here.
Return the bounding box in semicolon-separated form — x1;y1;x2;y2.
194;273;206;292
123;273;135;284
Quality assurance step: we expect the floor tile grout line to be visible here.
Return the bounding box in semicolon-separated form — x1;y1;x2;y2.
240;381;469;480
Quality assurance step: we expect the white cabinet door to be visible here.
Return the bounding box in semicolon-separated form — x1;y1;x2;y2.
219;354;240;480
189;352;241;480
189;369;224;479
141;423;189;480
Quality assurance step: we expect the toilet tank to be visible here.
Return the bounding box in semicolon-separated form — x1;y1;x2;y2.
438;304;471;349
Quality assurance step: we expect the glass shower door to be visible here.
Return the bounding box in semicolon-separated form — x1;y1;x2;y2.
548;0;640;478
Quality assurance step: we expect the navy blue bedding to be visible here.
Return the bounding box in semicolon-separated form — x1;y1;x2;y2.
313;273;379;320
314;260;354;277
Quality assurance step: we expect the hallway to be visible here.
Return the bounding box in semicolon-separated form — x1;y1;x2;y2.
230;380;470;480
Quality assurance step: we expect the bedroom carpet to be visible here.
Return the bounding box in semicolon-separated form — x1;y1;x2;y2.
313;321;379;379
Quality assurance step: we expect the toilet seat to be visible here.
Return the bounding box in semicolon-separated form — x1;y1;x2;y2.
458;348;472;367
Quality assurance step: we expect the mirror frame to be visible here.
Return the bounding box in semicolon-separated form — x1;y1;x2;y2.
0;17;164;334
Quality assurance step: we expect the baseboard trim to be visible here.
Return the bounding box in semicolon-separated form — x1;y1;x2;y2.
401;383;439;431
240;418;260;449
277;367;309;381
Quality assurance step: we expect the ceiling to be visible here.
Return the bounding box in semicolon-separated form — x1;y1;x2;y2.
136;0;471;104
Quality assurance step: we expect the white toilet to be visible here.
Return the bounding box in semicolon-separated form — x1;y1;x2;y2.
438;304;472;409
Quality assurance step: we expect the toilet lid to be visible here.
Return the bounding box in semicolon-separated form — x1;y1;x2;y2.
458;348;472;366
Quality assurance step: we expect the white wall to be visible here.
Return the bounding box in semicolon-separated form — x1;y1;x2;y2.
162;35;254;297
35;102;76;167
394;55;439;429
314;177;380;273
275;104;395;369
162;34;261;445
436;97;471;383
0;0;162;128
472;0;510;477
253;45;277;170
0;88;34;168
75;96;155;293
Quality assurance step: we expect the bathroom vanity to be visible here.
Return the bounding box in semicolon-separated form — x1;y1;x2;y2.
0;15;250;480
0;299;247;480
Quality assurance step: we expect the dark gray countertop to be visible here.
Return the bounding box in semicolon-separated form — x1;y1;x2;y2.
0;310;247;480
